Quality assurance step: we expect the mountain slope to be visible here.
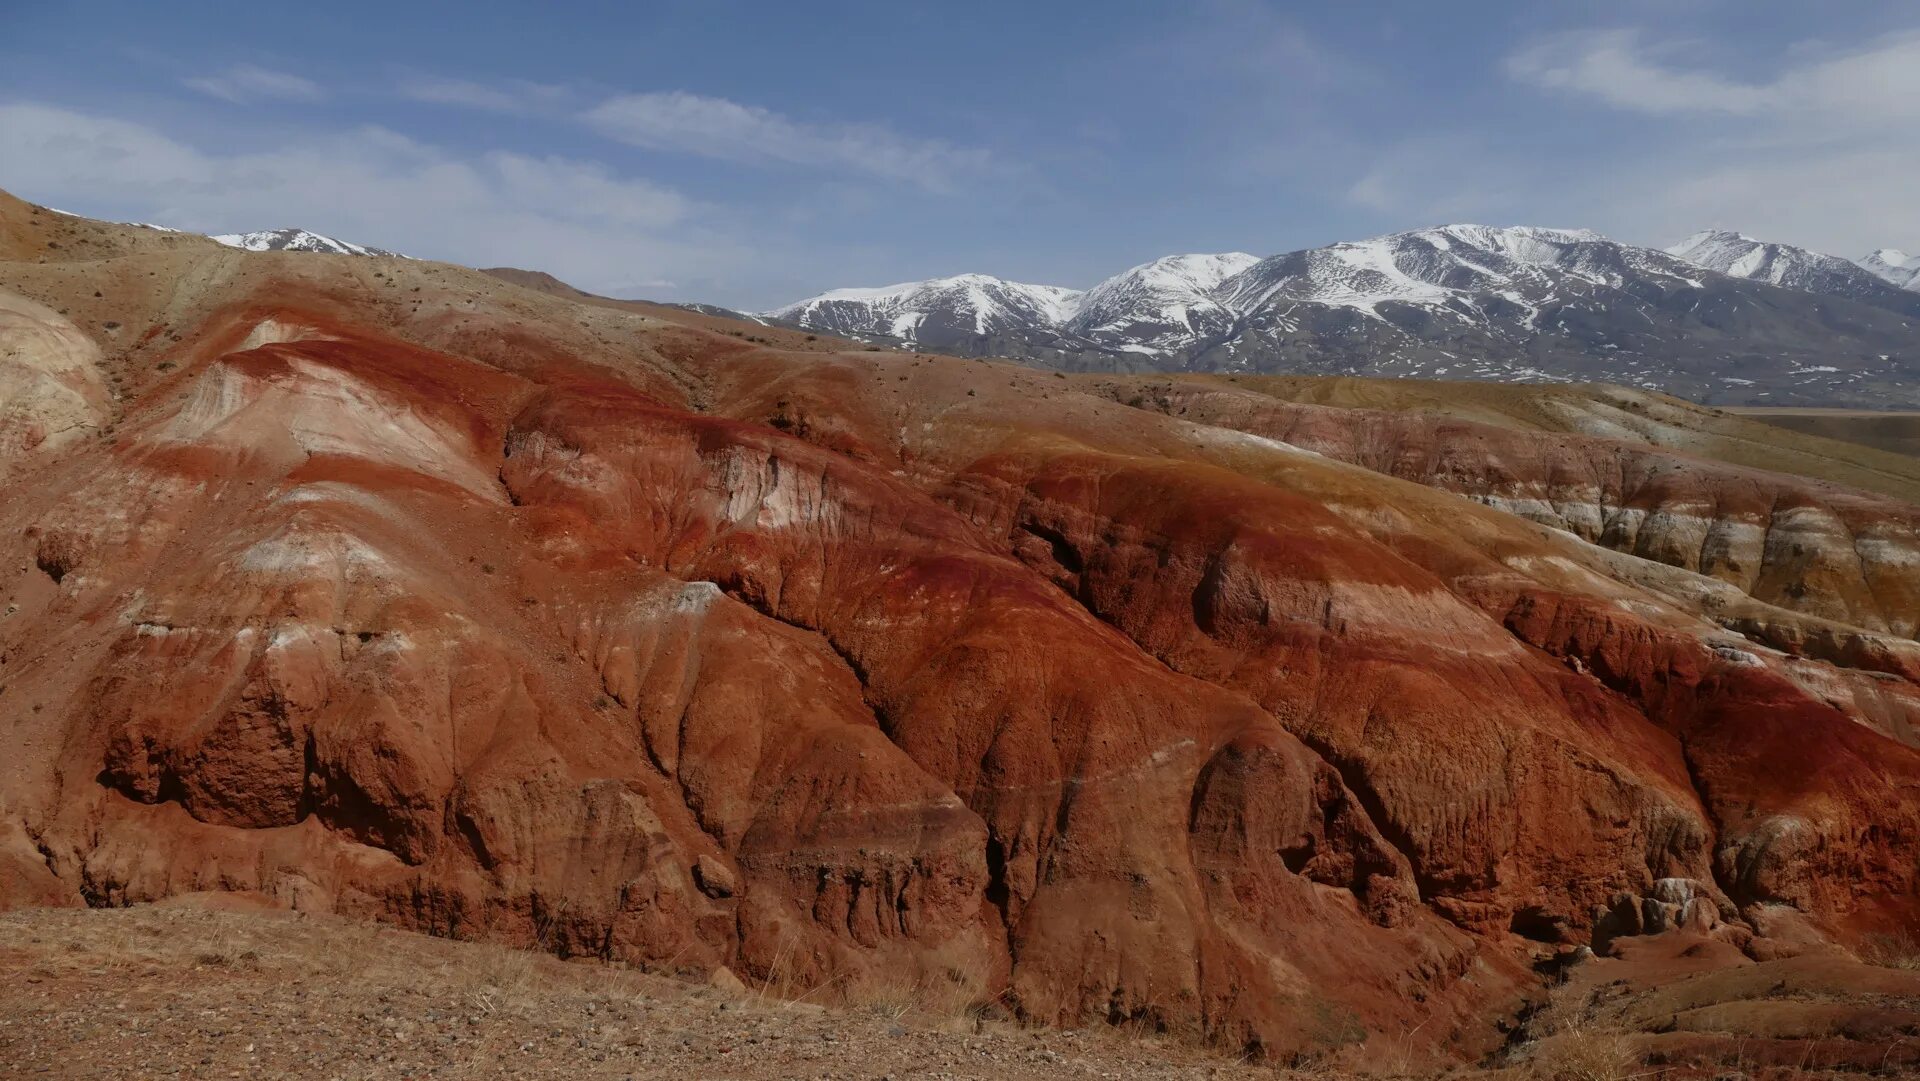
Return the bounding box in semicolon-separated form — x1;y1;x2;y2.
1062;252;1257;354
765;273;1079;346
1861;248;1920;290
210;227;400;257
1665;230;1920;308
1215;224;1663;310
1201;225;1920;404
768;225;1920;407
1133;374;1920;506
6;191;1920;1074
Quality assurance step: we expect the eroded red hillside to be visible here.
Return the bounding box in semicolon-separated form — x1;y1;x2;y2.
2;196;1917;1071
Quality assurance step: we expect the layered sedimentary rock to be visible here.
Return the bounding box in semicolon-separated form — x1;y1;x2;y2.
3;194;1918;1069
1091;378;1920;639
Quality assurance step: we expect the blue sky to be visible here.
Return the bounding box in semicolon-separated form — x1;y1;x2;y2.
3;1;1917;308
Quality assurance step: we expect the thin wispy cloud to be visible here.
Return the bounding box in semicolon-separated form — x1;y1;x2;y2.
1506;29;1920;126
581;91;995;191
183;64;324;104
397;75;568;115
0;101;732;296
400;79;998;194
1328;24;1920;258
12;4;1917;309
1487;27;1920;255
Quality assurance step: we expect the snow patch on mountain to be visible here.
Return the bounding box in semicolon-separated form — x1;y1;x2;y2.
1666;230;1892;297
1066;252;1258;351
759;223;1920;408
1218;236;1454;316
767;226;1698;350
1859;248;1920;290
1216;225;1701;325
1076;252;1259;322
765;273;1082;343
210;228;401;258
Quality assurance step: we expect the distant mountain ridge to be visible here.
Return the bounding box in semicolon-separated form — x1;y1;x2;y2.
1861;248;1920;291
1064;252;1258;355
1665;230;1920;306
1663;230;1908;302
82;204;1920;408
209;227;402;257
766;273;1080;350
763;224;1920;407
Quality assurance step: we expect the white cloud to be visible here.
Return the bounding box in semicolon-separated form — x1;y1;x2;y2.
1345;27;1920;258
397;80;1000;193
582;91;994;191
397;76;567;115
1342;133;1540;225
1505;31;1771;116
1597;145;1920;259
1507;28;1920;125
184;64;324;105
0;101;738;297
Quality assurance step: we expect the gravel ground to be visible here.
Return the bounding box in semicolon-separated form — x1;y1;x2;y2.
0;904;1301;1081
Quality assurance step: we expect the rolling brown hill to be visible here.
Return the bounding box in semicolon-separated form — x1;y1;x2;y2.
1728;407;1920;460
2;189;1918;1074
1143;374;1920;504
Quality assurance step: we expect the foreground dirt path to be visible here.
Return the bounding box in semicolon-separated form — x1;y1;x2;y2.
0;903;1294;1081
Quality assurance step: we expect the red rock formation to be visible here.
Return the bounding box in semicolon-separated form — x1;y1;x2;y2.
2;198;1918;1069
1096;380;1920;639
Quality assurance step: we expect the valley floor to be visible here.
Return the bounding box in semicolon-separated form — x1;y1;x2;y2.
1722;406;1920;458
0;903;1282;1081
4;903;1916;1080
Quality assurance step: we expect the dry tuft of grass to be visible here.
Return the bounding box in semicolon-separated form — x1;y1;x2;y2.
1520;1019;1643;1081
1859;929;1920;971
845;967;983;1029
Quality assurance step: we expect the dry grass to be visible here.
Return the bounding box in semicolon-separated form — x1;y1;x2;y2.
189;924;262;970
849;970;996;1031
1507;990;1650;1081
1859;929;1920;971
1519;1020;1643;1081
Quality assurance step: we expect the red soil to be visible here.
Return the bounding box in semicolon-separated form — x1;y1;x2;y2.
1;193;1917;1072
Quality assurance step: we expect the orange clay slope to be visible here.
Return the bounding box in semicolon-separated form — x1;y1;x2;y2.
1;190;1917;1070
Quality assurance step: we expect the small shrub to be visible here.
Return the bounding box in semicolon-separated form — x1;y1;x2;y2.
1861;929;1920;970
1523;1019;1639;1081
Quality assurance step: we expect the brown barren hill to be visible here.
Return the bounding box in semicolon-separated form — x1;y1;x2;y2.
2;189;1919;1075
1727;406;1920;460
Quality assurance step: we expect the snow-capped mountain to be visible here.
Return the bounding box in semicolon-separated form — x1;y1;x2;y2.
670;302;770;324
1665;230;1907;302
766;224;1920;407
764;273;1083;354
1219;224;1706;316
210;228;401;257
762;254;1261;358
1860;248;1920;291
1064;253;1258;354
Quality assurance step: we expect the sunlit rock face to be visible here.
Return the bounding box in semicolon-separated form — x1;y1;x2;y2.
3;192;1919;1069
